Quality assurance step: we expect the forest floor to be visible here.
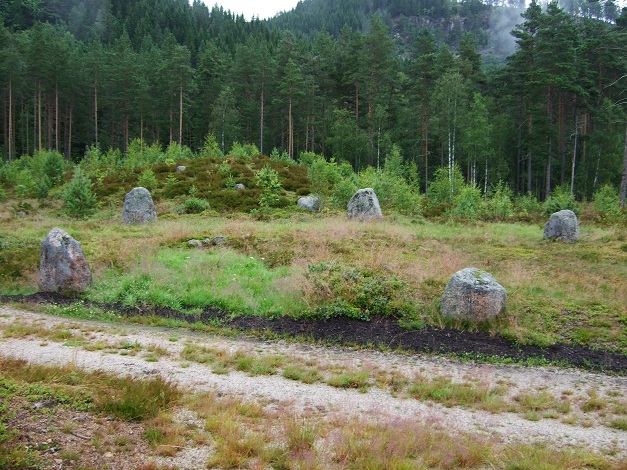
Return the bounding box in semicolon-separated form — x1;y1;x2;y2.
1;304;626;469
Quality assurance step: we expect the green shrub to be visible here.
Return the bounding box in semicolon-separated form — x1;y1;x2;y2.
15;169;38;198
181;197;209;214
270;148;291;162
426;165;465;207
165;142;194;162
42;150;65;186
452;185;483;220
514;193;541;217
36;175;50;200
0;184;6;200
63;167;98;219
542;185;579;216
592;184;621;221
137;169;158;191
230;142;258;158
304;262;408;320
200;133;223;158
255;166;282;209
482;181;513;221
332;177;358;209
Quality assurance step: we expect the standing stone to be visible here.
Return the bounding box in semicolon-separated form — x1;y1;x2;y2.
544;210;580;242
347;188;383;221
297;195;321;212
39;228;92;294
440;268;507;322
122;187;157;224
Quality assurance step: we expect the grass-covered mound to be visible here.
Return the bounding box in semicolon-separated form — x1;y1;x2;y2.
94;154;310;213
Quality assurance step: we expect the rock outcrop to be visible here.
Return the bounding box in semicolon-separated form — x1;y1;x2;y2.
544;210;580;242
39;228;92;294
347;188;383;221
121;187;157;225
440;268;507;322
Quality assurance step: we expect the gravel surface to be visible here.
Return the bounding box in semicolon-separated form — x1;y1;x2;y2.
1;306;626;464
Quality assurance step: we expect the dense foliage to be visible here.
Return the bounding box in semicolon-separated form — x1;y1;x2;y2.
0;0;626;205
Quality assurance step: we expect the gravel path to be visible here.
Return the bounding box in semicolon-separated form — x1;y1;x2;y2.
1;306;625;461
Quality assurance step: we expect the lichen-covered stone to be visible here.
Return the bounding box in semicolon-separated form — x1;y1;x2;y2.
297;195;321;212
544;210;580;242
440;268;506;322
347;188;383;221
121;187;157;225
39;228;92;294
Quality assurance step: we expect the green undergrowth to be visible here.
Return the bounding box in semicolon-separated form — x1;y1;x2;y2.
93;154;310;212
87;248;306;318
0;356;180;467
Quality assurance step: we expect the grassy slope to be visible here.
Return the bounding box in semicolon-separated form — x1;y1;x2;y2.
1;196;625;355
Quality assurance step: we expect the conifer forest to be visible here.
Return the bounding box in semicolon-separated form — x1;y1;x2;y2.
1;0;626;203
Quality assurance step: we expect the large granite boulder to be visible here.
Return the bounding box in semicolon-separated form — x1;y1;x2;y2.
440;268;507;322
544;210;580;242
347;188;383;221
39;228;92;294
297;195;321;212
122;187;157;224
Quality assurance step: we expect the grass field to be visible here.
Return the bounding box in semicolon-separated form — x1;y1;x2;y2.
1;197;625;355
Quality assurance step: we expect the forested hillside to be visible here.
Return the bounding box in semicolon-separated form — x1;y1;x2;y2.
1;0;626;202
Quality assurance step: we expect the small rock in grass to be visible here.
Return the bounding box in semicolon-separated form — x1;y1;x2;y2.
121;187;157;225
39;228;92;295
176;166;186;173
347;188;383;221
297;195;321;212
544;210;580;242
235;183;246;190
440;268;506;322
188;239;202;248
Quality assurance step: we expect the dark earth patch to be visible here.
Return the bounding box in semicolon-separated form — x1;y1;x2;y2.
2;292;626;374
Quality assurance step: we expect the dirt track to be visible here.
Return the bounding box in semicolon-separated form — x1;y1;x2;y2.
1;306;626;466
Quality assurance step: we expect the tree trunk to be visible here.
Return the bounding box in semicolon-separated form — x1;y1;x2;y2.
179;78;183;146
570;112;578;197
94;79;99;148
260;87;264;155
619;123;627;209
288;92;293;159
8;79;13;161
422;105;429;194
66;104;73;160
55;83;59;152
47;95;52;150
38;85;42;152
546;86;553;199
169;107;173;145
527;114;533;194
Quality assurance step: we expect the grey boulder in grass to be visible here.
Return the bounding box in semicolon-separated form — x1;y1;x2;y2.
347;188;383;221
122;187;157;225
39;228;92;294
544;210;580;242
297;195;322;212
440;268;507;322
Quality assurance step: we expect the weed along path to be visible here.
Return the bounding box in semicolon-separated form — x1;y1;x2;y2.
1;306;626;467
